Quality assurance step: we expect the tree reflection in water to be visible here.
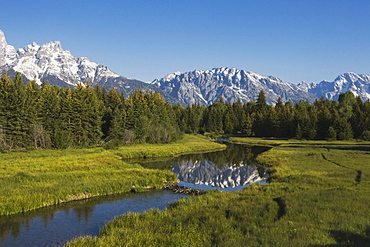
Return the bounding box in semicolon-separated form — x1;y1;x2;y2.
0;190;186;246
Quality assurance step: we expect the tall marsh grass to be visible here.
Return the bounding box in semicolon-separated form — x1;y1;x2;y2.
0;135;225;216
66;138;370;246
112;134;226;159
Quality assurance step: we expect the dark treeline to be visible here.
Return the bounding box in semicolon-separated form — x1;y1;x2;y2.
0;71;182;150
1;71;369;150
175;90;370;141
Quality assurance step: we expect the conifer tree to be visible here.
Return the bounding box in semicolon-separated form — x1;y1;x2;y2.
105;87;126;140
0;71;13;149
204;102;226;134
326;126;337;140
333;110;353;140
72;83;103;146
350;96;367;138
56;87;75;148
256;90;267;112
223;102;236;134
232;100;245;133
25;80;43;148
7;72;30;147
39;82;61;147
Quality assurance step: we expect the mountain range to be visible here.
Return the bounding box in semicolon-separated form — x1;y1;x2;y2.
298;73;370;101
1;30;369;105
151;67;317;105
0;30;178;103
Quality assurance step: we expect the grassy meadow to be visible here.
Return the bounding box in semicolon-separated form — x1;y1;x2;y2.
65;138;370;247
0;134;225;216
112;134;226;159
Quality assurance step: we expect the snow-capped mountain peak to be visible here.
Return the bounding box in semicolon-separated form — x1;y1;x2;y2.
152;67;317;105
0;30;177;102
18;42;41;56
0;30;123;86
0;30;18;67
0;30;6;47
298;72;370;101
2;30;369;105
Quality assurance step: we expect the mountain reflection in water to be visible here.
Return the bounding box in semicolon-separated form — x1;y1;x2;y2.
139;143;271;191
173;160;267;191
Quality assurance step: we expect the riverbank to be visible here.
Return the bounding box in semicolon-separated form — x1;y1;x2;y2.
0;134;225;216
65;138;370;246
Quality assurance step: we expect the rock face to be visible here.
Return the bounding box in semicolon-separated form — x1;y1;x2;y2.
0;30;173;99
2;30;369;105
151;67;317;105
298;72;370;101
0;30;18;67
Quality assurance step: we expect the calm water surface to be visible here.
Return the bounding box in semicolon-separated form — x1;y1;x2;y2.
137;143;271;191
1;142;270;247
0;190;187;247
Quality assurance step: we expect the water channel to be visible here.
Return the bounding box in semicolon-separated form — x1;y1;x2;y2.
0;142;269;247
137;143;270;191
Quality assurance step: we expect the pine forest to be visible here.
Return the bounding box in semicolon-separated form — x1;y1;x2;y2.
1;71;370;150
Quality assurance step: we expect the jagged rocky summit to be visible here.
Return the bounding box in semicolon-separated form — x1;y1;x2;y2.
0;30;176;101
1;30;369;105
298;72;370;101
151;67;317;106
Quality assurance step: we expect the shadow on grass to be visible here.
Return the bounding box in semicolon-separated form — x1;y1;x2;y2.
273;197;286;221
311;226;370;247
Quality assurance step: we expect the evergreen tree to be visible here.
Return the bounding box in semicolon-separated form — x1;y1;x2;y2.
72;83;103;146
232;100;246;133
256;90;267;112
326;126;337;140
105;87;126;140
173;103;186;132
295;123;303;139
56;87;75;148
0;71;13;149
39;83;61;147
338;91;356;119
7;72;31;147
223;102;237;134
315;98;334;139
350;96;367;138
25;80;43;148
242;113;253;136
204;102;226;134
333;110;353;140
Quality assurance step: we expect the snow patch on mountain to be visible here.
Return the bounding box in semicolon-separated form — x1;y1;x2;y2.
0;32;121;86
0;30;181;104
152;67;317;105
298;72;370;101
0;30;18;67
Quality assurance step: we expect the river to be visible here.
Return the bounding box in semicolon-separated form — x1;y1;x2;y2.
0;190;187;247
0;142;269;247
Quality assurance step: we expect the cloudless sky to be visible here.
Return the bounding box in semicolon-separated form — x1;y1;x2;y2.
1;0;369;83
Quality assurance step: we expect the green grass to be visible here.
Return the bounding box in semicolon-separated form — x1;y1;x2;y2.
112;134;226;159
229;136;370;146
65;138;370;247
0;135;225;216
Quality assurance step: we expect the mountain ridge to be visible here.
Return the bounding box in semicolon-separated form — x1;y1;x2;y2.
297;72;370;101
151;67;317;105
1;30;369;105
0;30;180;104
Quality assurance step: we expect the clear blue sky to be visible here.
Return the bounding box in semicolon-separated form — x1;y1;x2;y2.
1;0;369;83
